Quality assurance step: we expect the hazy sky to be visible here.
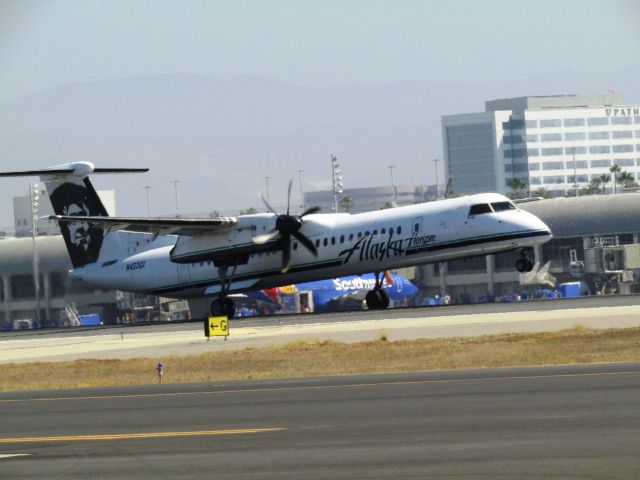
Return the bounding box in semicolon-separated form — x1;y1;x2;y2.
0;0;639;229
1;0;639;103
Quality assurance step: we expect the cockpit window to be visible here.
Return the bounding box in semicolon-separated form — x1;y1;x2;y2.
468;203;492;216
490;201;516;212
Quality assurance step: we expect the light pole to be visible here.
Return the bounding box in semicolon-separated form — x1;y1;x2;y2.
264;176;271;203
173;180;181;217
297;170;305;213
30;182;41;326
433;158;440;199
144;186;151;217
331;155;343;212
388;165;397;203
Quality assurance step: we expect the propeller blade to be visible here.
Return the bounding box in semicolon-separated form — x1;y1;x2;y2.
260;192;278;215
253;228;279;244
281;234;291;273
286;178;293;215
292;230;318;257
301;206;321;217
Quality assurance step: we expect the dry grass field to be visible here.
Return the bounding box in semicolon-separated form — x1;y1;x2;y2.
2;326;640;392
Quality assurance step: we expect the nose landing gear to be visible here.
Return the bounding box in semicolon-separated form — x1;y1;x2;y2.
515;248;534;273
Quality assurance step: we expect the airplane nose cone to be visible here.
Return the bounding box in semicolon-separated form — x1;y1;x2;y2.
525;212;553;240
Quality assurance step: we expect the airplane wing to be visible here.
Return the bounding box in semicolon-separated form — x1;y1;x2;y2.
50;215;237;236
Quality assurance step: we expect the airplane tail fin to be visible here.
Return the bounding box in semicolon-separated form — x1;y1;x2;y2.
0;162;148;268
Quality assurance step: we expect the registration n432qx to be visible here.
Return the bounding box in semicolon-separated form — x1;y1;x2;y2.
1;162;552;318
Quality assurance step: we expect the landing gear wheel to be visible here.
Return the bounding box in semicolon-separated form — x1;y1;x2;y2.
365;291;380;309
515;258;534;273
516;248;534;272
223;298;236;318
365;289;390;310
210;298;236;319
378;289;390;309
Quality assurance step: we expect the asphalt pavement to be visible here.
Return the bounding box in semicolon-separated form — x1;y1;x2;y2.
1;363;639;479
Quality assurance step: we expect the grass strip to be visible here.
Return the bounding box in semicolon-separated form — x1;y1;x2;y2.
2;326;640;392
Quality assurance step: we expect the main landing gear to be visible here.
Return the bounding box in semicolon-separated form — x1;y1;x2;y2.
515;248;534;273
210;297;235;319
365;272;390;310
210;264;237;319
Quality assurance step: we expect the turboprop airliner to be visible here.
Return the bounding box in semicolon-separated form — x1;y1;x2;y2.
0;162;552;318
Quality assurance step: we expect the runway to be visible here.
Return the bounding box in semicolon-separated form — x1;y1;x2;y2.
0;363;639;479
2;295;640;363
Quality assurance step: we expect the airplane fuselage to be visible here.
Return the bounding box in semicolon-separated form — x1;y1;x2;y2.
70;193;552;298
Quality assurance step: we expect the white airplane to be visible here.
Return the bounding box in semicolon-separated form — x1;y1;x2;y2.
1;162;552;318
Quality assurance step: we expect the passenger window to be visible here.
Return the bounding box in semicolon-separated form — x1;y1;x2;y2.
381;228;386;234
340;235;345;243
331;237;335;245
323;238;328;247
468;203;493;216
491;201;516;212
349;233;354;241
293;242;298;250
397;226;402;234
315;239;320;247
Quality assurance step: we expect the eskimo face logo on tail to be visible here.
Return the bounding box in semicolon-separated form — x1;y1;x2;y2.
49;182;105;267
63;202;92;250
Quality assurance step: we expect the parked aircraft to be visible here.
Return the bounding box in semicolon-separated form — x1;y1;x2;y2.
258;272;419;312
1;162;552;318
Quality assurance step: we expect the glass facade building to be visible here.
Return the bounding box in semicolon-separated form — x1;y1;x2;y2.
442;94;640;196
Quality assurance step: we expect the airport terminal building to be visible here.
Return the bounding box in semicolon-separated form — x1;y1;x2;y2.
442;94;640;197
304;184;440;214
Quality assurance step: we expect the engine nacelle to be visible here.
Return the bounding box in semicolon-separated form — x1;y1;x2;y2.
169;213;278;265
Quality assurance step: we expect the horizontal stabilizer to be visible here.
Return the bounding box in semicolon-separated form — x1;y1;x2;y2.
0;168;75;177
0;164;148;177
93;168;149;173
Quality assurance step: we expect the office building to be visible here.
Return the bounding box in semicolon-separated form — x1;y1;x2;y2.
442;94;640;196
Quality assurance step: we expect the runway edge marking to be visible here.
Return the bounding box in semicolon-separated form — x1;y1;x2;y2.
2;366;640;404
0;427;286;444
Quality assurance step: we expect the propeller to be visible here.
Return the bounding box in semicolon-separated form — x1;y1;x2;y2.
253;179;320;272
